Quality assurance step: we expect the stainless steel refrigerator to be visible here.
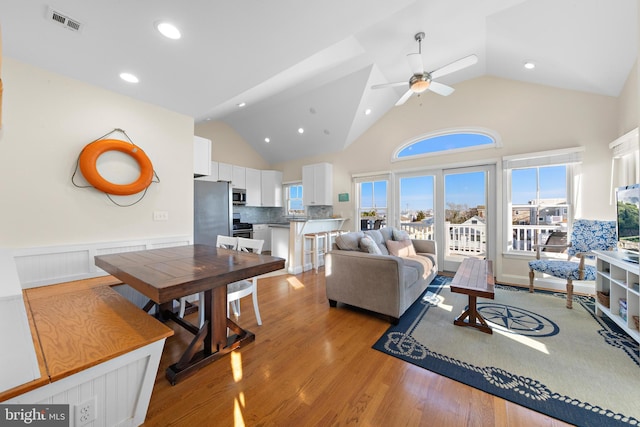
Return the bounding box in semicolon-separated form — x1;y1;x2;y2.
194;180;233;245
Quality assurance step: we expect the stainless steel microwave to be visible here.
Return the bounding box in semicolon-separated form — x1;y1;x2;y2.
232;188;246;205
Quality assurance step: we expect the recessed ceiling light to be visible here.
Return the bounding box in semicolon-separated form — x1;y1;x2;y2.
298;128;304;134
119;72;139;83
264;137;270;143
524;61;535;70
156;21;181;40
365;108;372;115
237;102;246;108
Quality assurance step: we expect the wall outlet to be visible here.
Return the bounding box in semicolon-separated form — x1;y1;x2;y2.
153;211;169;221
75;396;96;427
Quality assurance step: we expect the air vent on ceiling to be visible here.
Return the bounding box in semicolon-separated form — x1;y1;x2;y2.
46;7;83;33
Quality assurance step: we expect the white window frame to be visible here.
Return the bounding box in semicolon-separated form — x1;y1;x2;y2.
392;127;501;162
354;174;391;231
502;147;583;255
284;182;304;216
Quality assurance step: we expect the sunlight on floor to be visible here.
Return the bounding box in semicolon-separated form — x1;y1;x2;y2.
426;292;453;312
287;276;305;290
234;392;246;427
231;351;243;382
489;323;550;354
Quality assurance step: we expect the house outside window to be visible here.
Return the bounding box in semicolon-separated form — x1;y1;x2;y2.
503;148;583;253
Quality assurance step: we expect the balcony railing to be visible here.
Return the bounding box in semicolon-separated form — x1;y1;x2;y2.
399;222;563;255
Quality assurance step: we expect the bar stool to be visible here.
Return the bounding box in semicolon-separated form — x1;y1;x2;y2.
304;232;328;273
325;229;344;252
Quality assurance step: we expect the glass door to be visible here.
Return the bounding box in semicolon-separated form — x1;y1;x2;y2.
440;165;495;272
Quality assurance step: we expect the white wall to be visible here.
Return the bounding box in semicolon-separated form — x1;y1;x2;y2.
0;58;194;248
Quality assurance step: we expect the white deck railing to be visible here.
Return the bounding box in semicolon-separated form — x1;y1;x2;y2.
398;222;563;255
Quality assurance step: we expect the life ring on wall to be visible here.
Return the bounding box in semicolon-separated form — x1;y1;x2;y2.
78;139;154;196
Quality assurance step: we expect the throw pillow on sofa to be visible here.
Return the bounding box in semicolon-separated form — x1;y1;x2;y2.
386;239;417;257
335;231;364;251
392;228;411;241
360;235;382;254
363;229;390;255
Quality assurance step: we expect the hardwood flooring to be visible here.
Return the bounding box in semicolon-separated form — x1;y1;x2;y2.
143;270;570;426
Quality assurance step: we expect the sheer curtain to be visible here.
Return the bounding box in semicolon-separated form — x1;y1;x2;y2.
610;128;640;203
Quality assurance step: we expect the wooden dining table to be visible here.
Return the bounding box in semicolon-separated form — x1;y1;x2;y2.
94;244;285;384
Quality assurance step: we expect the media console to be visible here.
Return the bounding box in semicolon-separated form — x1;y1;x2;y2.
595;250;640;343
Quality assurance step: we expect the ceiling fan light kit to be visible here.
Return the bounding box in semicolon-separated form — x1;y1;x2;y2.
371;31;478;106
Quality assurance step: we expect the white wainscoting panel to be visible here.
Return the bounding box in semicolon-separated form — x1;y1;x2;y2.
7;340;166;427
13;236;192;289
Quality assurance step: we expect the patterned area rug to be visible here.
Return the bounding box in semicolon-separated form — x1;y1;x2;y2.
373;276;640;427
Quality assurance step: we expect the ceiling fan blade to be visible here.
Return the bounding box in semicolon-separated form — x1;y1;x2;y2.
371;81;409;90
430;54;478;79
428;81;455;96
406;53;424;75
395;89;414;106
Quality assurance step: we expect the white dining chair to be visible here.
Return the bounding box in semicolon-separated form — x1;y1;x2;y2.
227;237;265;325
178;235;238;325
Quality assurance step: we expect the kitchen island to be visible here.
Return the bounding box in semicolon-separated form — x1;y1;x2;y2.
270;218;347;274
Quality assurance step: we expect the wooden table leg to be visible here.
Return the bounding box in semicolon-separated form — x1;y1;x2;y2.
454;295;493;334
166;285;256;385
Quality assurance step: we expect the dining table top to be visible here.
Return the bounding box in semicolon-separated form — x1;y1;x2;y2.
94;244;285;304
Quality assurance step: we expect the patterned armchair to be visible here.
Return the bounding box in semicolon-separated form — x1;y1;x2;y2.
528;219;617;309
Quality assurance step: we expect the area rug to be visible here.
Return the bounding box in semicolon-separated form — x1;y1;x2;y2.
373;275;640;427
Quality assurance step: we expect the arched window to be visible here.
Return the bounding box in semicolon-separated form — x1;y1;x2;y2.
394;128;499;160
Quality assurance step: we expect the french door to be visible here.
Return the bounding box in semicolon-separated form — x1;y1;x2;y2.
396;164;495;272
441;165;495;272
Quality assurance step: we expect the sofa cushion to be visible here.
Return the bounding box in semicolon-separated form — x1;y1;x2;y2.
403;255;435;280
359;235;382;254
363;230;390;255
379;227;393;243
335;231;364;251
386;239;416;257
392;228;411;241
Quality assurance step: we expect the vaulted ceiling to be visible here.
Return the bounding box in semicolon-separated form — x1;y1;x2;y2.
1;0;637;163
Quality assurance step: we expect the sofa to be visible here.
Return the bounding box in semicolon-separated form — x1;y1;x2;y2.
324;227;438;323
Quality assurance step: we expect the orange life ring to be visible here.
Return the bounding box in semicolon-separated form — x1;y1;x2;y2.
79;139;154;196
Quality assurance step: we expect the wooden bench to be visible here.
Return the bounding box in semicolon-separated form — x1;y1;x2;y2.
450;258;495;334
0;275;173;401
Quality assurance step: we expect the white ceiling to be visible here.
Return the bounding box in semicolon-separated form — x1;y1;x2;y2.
1;0;637;164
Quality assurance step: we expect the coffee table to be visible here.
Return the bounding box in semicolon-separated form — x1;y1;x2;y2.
450;258;495;334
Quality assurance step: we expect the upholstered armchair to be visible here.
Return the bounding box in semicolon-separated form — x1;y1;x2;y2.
528;219;617;309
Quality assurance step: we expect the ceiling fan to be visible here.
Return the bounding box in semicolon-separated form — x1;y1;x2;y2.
372;32;478;106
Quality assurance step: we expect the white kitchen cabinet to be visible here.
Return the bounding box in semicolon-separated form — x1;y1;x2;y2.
232;165;246;189
253;224;271;252
194;162;219;182
261;170;283;207
245;167;262;206
302;162;332;206
218;162;233;182
193;136;211;177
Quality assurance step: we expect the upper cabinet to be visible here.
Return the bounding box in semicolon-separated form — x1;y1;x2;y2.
218;162;233;182
261;170;283;207
245;167;262;206
193;136;211;177
303;163;332;206
232;165;246;188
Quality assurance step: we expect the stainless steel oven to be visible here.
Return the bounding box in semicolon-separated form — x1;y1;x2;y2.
232;229;253;239
232;213;253;238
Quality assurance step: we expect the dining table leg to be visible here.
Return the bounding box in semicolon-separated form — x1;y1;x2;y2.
165;285;255;385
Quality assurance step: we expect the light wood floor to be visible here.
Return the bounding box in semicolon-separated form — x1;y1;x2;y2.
143;270;570;426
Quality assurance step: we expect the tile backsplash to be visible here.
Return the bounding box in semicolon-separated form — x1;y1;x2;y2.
234;205;335;224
